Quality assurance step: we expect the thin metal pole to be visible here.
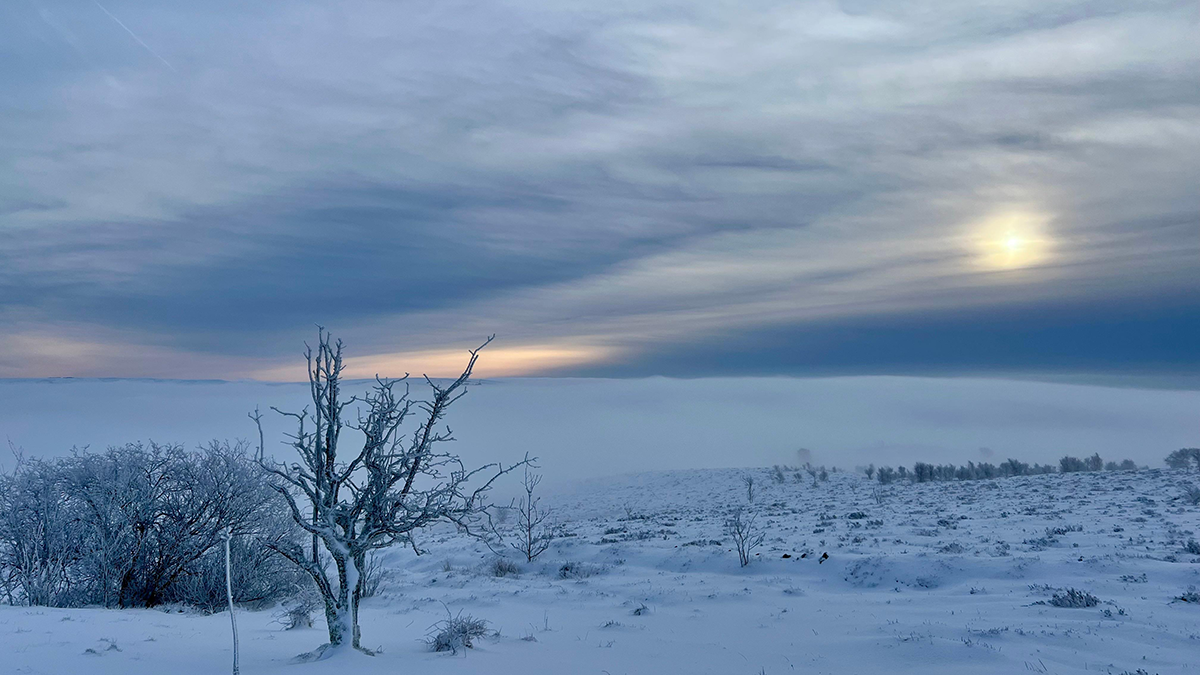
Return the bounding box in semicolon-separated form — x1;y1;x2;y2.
225;528;240;675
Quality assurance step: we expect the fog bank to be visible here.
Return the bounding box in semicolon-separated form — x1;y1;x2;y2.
0;377;1195;482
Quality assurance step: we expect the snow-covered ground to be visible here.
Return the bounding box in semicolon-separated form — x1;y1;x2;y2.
5;467;1198;674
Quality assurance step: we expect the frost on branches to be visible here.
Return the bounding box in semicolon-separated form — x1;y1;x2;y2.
253;330;523;656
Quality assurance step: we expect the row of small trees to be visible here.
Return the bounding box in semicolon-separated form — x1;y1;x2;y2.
872;459;1053;484
864;449;1200;486
0;441;302;610
867;454;1144;485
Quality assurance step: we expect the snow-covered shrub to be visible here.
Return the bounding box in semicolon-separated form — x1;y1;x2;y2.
559;561;602;579
1049;589;1100;608
1182;485;1200;506
489;558;520;578
276;594;321;630
1179;586;1200;603
1045;524;1083;537
0;441;298;609
0;456;85;607
1183;539;1200;556
170;523;307;612
429;613;490;653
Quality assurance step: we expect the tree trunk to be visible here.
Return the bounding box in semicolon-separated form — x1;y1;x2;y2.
322;598;348;647
350;552;365;650
320;552;362;650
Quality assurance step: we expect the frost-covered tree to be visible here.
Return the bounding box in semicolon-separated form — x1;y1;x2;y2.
1059;455;1086;473
875;466;896;484
1166;448;1200;471
253;330;520;655
510;460;553;563
0;441;293;609
725;507;765;567
742;474;755;502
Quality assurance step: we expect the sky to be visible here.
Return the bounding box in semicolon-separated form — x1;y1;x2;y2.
1;0;1197;381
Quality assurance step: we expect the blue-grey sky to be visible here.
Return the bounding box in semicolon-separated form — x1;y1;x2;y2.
2;0;1197;380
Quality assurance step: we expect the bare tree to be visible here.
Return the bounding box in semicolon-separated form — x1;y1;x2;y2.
742;474;755;503
253;329;521;655
725;506;765;567
510;459;553;563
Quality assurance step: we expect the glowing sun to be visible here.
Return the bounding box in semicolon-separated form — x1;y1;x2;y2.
973;212;1052;270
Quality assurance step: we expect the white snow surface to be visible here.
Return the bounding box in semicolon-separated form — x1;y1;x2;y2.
4;467;1199;674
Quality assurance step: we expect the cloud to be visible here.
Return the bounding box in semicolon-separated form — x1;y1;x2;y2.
0;0;1196;377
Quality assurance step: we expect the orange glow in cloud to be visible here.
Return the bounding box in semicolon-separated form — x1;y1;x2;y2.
252;342;619;381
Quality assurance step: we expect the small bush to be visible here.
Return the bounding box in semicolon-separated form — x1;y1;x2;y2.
725;507;765;567
1105;459;1138;471
1182;485;1200;506
1179;586;1200;603
276;595;319;630
559;561;602;579
1183;539;1200;556
490;558;520;578
429;613;490;654
1049;588;1100;608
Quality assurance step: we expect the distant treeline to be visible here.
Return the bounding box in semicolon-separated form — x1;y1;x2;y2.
865;453;1147;485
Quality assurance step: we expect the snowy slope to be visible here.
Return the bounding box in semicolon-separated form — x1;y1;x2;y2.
4;467;1199;674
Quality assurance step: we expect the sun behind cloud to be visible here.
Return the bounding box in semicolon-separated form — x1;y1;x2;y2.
972;211;1053;270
